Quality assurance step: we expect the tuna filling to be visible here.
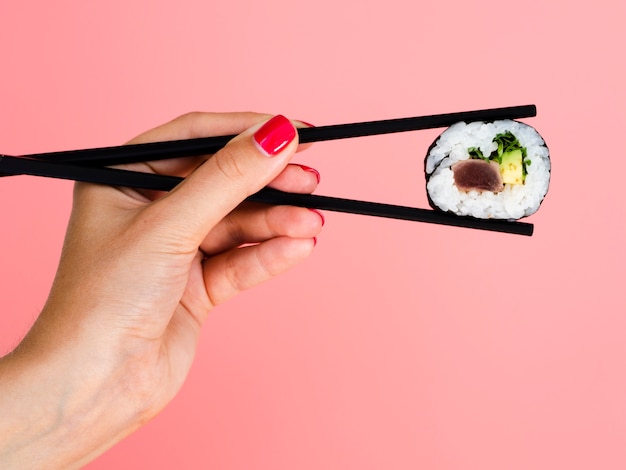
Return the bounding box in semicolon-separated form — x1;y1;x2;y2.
451;159;504;193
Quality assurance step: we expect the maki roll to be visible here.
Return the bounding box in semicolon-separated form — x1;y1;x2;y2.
425;120;550;220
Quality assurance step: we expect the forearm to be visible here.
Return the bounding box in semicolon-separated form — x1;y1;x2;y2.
0;339;141;469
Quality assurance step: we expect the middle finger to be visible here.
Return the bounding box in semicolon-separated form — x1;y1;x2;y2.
200;202;324;256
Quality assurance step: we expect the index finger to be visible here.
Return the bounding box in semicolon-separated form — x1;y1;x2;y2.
122;112;273;178
120;112;314;178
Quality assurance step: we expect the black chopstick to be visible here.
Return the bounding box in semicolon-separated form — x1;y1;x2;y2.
22;105;537;166
0;155;534;236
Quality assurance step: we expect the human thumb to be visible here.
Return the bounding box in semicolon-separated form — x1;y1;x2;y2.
144;115;299;249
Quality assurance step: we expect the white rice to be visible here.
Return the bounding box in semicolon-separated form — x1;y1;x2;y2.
425;120;550;220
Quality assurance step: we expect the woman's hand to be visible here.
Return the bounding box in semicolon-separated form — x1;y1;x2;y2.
0;112;323;469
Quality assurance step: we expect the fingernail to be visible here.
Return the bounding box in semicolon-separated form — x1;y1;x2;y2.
296;120;315;128
308;208;325;226
253;115;296;157
297;164;321;183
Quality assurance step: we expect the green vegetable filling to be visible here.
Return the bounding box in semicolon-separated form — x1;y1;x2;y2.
468;131;530;184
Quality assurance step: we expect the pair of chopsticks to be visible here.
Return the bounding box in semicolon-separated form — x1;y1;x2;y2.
0;105;537;236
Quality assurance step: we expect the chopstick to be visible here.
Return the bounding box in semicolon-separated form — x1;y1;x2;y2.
2;105;538;235
0;155;534;236
21;105;537;166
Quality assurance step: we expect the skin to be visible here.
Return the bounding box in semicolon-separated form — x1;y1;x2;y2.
0;112;323;469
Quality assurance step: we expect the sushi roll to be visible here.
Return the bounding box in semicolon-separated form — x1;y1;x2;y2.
424;120;550;220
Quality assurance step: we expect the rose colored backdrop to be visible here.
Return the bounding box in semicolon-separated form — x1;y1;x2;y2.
1;1;624;469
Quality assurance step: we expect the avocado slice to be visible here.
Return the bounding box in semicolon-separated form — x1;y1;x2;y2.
500;149;524;185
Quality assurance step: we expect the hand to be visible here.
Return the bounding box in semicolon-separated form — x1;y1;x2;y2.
0;112;323;469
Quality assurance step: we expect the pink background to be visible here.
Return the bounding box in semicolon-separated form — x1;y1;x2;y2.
1;1;625;469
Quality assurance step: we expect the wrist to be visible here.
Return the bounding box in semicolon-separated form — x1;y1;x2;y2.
0;333;145;469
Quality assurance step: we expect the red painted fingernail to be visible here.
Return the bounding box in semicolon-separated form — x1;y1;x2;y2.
308;208;325;226
253;115;296;157
297;164;321;183
313;237;318;247
297;120;316;128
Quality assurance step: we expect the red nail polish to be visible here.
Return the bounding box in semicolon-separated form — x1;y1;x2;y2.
253;115;296;157
297;164;321;183
308;208;325;226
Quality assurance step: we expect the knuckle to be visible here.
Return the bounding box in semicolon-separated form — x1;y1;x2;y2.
224;254;247;293
214;145;247;182
224;214;246;247
254;246;276;278
176;111;204;124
